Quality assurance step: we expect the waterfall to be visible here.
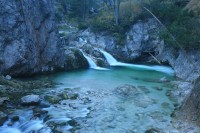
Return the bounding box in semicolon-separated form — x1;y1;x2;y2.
80;50;109;70
81;51;97;68
99;50;119;65
0;117;45;133
100;49;174;74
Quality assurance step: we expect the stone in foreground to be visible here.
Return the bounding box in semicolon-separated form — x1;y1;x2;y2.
21;95;40;106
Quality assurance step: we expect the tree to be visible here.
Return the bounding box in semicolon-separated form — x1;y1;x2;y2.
114;0;120;25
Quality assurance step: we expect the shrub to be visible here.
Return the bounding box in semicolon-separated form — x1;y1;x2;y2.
146;0;200;50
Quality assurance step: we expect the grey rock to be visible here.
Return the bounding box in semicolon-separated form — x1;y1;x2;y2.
178;78;200;125
0;111;8;126
21;94;40;105
159;77;169;83
5;75;12;80
64;48;89;70
11;116;19;122
0;0;65;76
38;127;52;133
0;97;9;106
114;84;140;97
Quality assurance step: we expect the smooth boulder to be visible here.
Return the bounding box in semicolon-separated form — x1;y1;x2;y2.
21;95;40;106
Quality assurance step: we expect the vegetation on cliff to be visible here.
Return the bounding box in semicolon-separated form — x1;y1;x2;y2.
57;0;200;50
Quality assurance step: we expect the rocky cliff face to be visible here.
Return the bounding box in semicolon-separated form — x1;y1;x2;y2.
124;19;200;82
177;77;200;126
0;0;65;76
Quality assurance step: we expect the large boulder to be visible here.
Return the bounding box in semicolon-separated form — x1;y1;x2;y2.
0;0;65;76
21;94;40;106
64;48;89;70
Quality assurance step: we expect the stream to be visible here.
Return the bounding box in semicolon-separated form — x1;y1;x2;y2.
0;51;178;133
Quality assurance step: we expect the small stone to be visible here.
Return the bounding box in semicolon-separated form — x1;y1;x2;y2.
11;116;19;122
21;94;40;106
5;75;12;80
153;87;163;91
145;128;161;133
161;102;170;109
159;77;169;82
68;119;78;126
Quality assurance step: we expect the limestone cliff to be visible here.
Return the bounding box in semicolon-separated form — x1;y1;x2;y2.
0;0;65;76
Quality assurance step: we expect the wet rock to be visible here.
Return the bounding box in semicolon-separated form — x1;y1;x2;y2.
39;101;51;108
68;93;79;100
58;92;69;100
161;102;170;109
38;127;52;133
11;116;19;122
0;111;8;126
68;119;79;127
0;97;9;106
21;94;40;106
159;77;169;82
5;75;12;80
137;86;150;93
145;128;162;133
45;95;60;104
114;84;139;97
33;107;48;117
153;87;163;91
64;48;89;71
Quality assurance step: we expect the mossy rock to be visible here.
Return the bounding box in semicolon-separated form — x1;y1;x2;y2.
58;93;69;100
45;95;60;104
145;128;161;133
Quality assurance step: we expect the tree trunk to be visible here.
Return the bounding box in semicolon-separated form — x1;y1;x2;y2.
114;0;120;25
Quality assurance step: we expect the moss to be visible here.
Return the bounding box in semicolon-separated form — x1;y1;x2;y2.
44;95;60;104
0;76;54;106
58;93;69;100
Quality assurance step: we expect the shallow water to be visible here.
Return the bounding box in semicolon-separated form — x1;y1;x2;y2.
0;66;177;133
50;67;176;133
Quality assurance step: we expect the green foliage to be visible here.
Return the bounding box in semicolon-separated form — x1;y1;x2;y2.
90;1;147;45
58;0;200;49
146;0;200;50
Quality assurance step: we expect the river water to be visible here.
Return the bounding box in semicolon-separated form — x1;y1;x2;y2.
0;51;178;133
50;66;176;133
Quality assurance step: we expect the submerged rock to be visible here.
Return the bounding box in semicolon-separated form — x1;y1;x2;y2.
144;128;162;133
11;116;19;122
0;111;8;126
114;84;139;97
37;127;52;133
21;94;40;106
159;77;169;83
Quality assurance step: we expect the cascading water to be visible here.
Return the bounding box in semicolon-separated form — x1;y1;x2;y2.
80;50;109;70
100;49;174;74
0;110;46;133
